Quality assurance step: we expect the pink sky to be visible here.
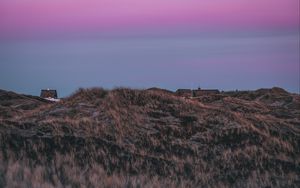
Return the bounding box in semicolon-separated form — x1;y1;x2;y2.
0;0;298;38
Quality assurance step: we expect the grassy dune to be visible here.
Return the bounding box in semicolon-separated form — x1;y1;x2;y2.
0;87;299;187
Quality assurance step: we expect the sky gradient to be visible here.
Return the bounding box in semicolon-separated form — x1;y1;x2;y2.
0;0;299;96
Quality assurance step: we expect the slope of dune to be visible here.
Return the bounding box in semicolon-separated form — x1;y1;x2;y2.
0;87;299;187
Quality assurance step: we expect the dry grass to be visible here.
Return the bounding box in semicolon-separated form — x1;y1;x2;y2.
0;87;299;187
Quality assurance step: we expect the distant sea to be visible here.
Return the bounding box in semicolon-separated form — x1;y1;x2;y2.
0;32;299;97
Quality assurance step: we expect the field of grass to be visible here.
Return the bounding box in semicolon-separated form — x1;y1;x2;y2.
0;87;299;187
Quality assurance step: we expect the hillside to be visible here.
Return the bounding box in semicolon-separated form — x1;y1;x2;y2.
0;87;299;187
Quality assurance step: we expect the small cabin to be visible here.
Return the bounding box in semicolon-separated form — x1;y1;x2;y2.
176;88;220;98
192;88;220;97
40;89;58;99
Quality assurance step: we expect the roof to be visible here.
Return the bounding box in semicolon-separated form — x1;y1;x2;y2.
176;89;192;93
193;89;220;92
40;89;58;99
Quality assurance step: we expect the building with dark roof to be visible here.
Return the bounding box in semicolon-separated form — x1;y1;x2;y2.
192;88;220;97
176;88;220;98
40;89;58;99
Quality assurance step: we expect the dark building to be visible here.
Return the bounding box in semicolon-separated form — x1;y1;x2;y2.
176;88;220;98
40;89;58;99
192;88;220;97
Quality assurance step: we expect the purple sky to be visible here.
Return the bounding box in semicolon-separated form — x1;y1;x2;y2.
0;0;298;36
0;0;299;96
